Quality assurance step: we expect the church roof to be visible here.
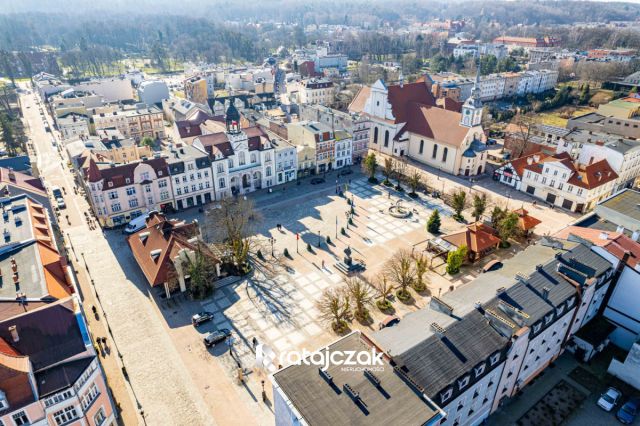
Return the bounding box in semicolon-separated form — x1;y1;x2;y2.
403;103;471;148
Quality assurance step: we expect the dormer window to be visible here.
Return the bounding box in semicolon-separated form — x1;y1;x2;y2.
125;178;130;184
544;314;554;325
441;388;453;403
474;364;486;378
458;375;470;390
0;389;8;410
533;322;542;334
108;182;113;188
490;352;500;366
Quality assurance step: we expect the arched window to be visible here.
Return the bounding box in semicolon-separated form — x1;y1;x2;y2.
239;152;246;166
373;127;378;144
442;147;448;163
432;144;438;159
419;140;424;155
384;130;389;147
250;153;257;163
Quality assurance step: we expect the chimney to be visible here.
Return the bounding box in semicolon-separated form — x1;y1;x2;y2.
616;225;625;234
474;301;485;314
430;322;446;338
542;286;550;300
599;232;609;241
8;325;18;342
533;154;540;163
527;157;533;165
632;230;640;242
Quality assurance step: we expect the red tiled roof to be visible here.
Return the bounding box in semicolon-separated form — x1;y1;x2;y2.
348;86;371;114
554;226;640;268
387;82;437;124
568;159;618;190
86;157;169;189
443;223;501;254
404;103;470;147
508;152;548;177
0;168;46;195
442;97;463;113
513;208;541;231
196;126;270;158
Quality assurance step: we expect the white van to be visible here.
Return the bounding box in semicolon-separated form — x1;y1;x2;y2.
123;212;153;234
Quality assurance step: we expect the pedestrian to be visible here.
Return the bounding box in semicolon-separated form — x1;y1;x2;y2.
321;260;325;269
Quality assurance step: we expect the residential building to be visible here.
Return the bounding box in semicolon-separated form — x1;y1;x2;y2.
192;105;276;198
74;77;133;103
93;105;165;141
269;134;298;185
518;151;618;213
333;130;353;169
492;36;560;50
567;111;640;139
362;74;488;176
313;42;348;72
297;78;334;105
137;80;170;106
574;138;640;192
587;49;636;62
0;168;51;213
184;75;210;105
49;90;104;119
166;144;214;209
127;212;220;298
57;114;90;141
84;157;172;227
0;156;31;175
32;72;71;100
479;74;505;101
287;121;339;174
162;98;212;123
0;299;116;426
272;331;446;426
493;152;547;190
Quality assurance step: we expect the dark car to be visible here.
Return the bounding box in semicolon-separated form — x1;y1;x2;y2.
617;399;639;424
203;328;231;347
191;311;215;327
339;168;353;176
379;315;400;330
310;177;326;185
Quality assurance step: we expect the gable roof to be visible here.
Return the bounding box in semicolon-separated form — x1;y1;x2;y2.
86;157;169;189
195;125;270;159
0;168;46;196
387;82;437;124
348;86;371;114
403;103;471;147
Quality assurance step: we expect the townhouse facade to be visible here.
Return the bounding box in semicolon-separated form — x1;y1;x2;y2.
166;144;215;209
58;114;91;141
287;121;346;174
85;157;173;227
92;105;165;141
297;78;334;105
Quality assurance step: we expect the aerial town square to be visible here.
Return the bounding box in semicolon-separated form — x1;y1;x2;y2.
2;1;640;425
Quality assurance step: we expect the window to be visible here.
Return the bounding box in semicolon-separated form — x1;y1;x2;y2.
442;147;448;163
140;172;150;181
384;130;389;147
108;191;118;200
217;163;224;173
80;384;100;410
458;376;470;390
239;152;246;166
145;185;151;193
94;408;107;426
126;187;135;196
432;144;438;159
111;203;121;213
490;352;500;366
228;159;234;169
251;153;257;163
567;185;573;192
441;388;453;403
129;199;138;208
176;188;182;195
266;167;272;177
373;127;378;144
533;323;542;334
53;405;79;425
419;140;424;154
159;180;167;188
474;364;486;377
219;178;226;189
13;412;30;425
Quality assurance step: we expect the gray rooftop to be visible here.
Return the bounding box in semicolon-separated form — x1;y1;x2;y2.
0;241;48;301
595;189;640;231
273;332;443;426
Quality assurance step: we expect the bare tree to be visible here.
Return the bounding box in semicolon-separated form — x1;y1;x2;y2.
407;169;422;196
371;274;394;311
394;157;407;189
317;287;351;334
205;197;261;274
382;157;394;185
385;249;415;300
507;112;539;158
345;276;374;322
413;252;429;292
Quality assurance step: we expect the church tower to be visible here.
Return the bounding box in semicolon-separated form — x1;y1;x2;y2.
461;57;483;128
225;102;241;134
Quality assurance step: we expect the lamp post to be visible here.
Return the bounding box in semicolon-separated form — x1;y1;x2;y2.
261;380;266;402
269;237;276;257
317;231;321;248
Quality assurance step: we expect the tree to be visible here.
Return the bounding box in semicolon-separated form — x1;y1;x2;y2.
413;253;429;292
345;276;374;322
363;152;378;182
372;274;394;311
385;249;415;300
140;136;155;147
317;287;351;334
490;206;506;229
205;197;260;274
497;211;521;247
382;157;394;185
181;244;218;299
451;190;467;221
427;209;441;234
394;158;406;190
472;193;487;222
508;112;538;158
579;83;591;105
407;170;421;196
446;245;468;275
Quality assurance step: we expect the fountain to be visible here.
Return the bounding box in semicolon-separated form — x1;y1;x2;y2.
388;199;412;218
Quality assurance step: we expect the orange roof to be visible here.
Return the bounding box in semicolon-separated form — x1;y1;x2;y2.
37;242;73;299
348;86;371;114
443;223;501;253
404;103;470;148
509;152;548;177
554;226;640;268
513;208;541;231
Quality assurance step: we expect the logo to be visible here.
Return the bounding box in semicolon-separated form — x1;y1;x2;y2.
257;345;385;372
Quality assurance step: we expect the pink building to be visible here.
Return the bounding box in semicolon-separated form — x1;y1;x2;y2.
0;299;116;426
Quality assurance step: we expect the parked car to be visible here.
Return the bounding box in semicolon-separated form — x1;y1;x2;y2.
51;186;63;199
123;211;154;234
310;177;325;185
339;168;353;176
55;197;66;210
191;312;215;327
203;329;231;347
598;387;622;412
616;398;639;424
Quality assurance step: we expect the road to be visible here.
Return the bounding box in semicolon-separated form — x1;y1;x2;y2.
18;85;232;426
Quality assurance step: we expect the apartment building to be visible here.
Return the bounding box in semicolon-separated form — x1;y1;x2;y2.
518;151;618;213
479;74;505;101
192;105;276;198
58;114;90;141
492;36;560;50
268;134;298;185
137;80;170;105
84;157;172;227
74;77;133;103
287;121;340;174
297;78;334;105
333;130;353;169
166;144;214;209
184;75;211;105
0;299;116;426
93;105;165;141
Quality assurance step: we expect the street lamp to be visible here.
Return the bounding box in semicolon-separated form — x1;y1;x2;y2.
317;231;321;248
269;237;276;257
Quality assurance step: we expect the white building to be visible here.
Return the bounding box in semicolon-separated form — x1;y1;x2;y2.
270;135;298;185
333;130;353;169
57;113;90;140
297;78;334;105
479;74;505;101
166;144;215;209
192;105;276;198
74;77;133;102
137;80;170;105
93;105;165;140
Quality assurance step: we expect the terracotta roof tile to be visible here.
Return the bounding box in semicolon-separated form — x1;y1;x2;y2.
443;223;501;253
387;82;437;124
405;103;470;147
